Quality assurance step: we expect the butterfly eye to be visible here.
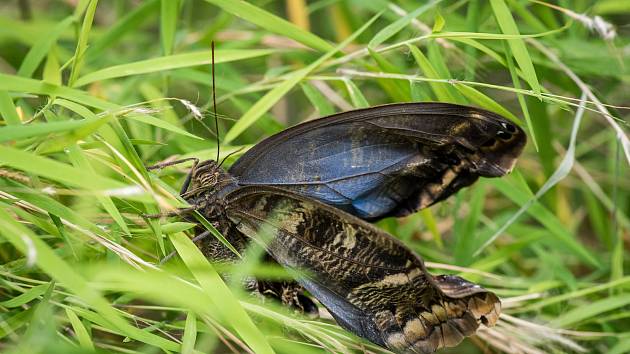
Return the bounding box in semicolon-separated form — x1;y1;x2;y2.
482;138;496;147
501;122;517;133
496;130;512;140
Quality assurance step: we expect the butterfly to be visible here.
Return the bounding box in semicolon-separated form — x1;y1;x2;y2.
150;102;526;353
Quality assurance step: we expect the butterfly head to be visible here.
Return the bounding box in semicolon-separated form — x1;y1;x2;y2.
472;119;527;177
183;159;237;206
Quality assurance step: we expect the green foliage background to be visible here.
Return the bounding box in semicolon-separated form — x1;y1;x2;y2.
0;0;629;353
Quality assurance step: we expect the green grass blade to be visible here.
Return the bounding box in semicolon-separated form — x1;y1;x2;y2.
204;0;333;52
504;41;539;150
0;90;22;125
476;95;587;258
343;79;369;108
86;0;159;61
181;311;197;354
0;207;180;351
489;0;541;94
160;0;180;56
454;84;519;123
68;0;99;87
486;176;599;267
369;0;443;47
66;145;131;237
0;74;116;110
43;48;62;85
301;82;334;116
609;338;630;354
407;44;456;102
169;232;275;354
17;16;75;78
223;12;382;144
74;49;274;87
0;145;147;201
65;308;95;350
0;284;48;308
552;295;630;327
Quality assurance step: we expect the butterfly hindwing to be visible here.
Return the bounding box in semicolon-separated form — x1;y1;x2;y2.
229;102;526;220
224;186;500;353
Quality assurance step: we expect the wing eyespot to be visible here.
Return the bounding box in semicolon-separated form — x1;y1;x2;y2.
496;130;512;141
500;122;517;133
481;138;496;148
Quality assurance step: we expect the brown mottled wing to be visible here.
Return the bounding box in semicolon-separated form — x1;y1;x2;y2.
229;102;526;221
226;186;500;353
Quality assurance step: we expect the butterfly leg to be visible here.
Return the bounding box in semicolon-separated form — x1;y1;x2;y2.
146;157;199;171
252;280;319;317
146;158;200;195
142;205;200;219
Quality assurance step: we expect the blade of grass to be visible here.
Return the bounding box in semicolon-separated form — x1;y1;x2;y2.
0;308;34;340
66;145;131;237
181;311;197;354
367;48;410;101
160;0;180;56
475;94;587;258
0;207;180;351
343;79;369;108
203;0;333;52
54;98;202;140
17;16;75;78
552;295;630;327
75;49;274;87
0;145;147;201
0;284;48;308
65;308;95;350
408;44;456;102
301;83;334;116
170;232;275;354
42;48;62;86
454;84;520;123
489;0;541;94
86;0;160;61
0;91;22;126
68;0;99;87
369;0;443;47
0;73;116;111
223;12;382;144
504;41;539;149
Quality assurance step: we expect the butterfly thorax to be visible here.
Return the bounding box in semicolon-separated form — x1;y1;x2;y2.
182;160;238;221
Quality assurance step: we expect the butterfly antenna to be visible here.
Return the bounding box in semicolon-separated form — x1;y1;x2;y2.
211;41;220;163
218;146;246;168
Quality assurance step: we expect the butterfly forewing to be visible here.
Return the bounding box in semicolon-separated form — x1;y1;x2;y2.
224;186;500;353
229;102;526;220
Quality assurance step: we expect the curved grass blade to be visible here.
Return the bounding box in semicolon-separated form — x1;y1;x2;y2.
223;12;382;144
0;207;180;351
475;94;588;258
0;145;148;202
75;49;275;87
170;232;275;354
490;0;541;94
204;0;333;52
369;0;443;47
17;16;75;78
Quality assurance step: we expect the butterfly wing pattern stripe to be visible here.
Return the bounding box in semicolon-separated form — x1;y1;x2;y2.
229;103;526;221
225;186;501;354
